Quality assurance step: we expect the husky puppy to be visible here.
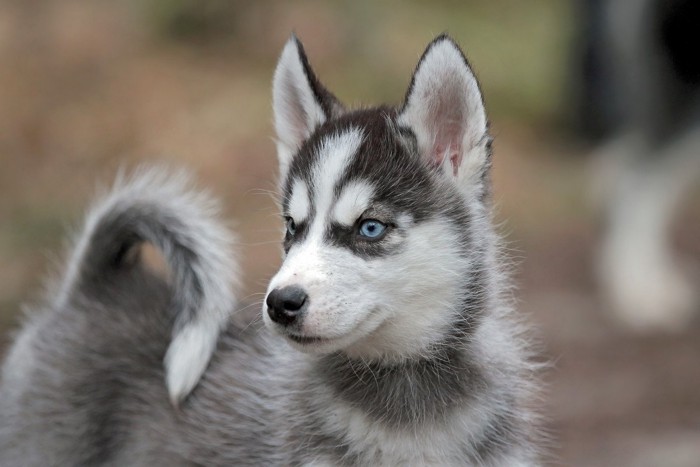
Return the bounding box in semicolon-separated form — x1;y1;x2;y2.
0;35;540;466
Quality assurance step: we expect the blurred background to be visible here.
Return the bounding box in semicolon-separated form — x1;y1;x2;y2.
0;1;698;465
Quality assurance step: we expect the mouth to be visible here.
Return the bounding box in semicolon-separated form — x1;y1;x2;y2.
286;333;330;345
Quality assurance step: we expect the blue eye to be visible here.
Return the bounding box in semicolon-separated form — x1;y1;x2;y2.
286;217;297;236
358;219;387;239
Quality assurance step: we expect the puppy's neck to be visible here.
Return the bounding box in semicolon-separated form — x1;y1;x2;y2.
312;337;483;428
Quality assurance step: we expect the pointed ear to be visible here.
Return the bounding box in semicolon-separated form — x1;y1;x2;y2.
398;35;490;194
272;35;344;181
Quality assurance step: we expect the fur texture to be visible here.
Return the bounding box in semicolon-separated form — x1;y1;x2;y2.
0;35;541;466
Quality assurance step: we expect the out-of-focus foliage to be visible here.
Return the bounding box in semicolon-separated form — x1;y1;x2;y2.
145;0;245;43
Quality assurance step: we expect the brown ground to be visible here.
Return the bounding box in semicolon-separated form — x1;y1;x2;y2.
0;2;698;465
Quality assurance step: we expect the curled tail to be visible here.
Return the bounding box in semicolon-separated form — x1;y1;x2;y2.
57;167;239;405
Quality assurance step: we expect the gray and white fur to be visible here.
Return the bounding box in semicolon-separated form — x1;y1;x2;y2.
0;36;541;466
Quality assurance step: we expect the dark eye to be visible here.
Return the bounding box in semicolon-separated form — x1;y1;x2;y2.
358;219;387;240
285;217;297;236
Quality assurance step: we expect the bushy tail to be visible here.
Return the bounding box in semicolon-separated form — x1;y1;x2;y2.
56;167;239;405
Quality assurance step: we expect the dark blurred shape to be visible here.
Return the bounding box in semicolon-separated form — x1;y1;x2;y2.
573;0;621;141
146;0;243;44
573;0;700;144
659;0;700;87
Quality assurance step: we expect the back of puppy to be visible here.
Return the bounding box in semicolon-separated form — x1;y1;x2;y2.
0;169;239;465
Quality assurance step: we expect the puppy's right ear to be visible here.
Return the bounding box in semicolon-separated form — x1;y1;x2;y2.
272;35;343;181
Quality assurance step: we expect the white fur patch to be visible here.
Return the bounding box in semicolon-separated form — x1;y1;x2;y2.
308;128;364;234
331;180;375;226
288;179;311;222
164;318;221;405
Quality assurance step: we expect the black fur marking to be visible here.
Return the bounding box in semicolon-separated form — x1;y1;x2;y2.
479;135;495;203
317;344;485;429
326;221;404;259
283;219;310;253
290;34;345;120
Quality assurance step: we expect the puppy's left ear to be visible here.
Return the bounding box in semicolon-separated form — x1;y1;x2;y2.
273;35;344;182
398;35;491;197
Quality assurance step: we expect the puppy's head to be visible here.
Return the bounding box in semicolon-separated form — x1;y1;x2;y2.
264;35;492;360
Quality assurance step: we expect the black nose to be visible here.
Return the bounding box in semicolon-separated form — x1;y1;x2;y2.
266;286;308;326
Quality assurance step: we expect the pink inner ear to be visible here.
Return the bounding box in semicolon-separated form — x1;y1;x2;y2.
431;122;464;175
431;144;463;175
448;149;463;176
